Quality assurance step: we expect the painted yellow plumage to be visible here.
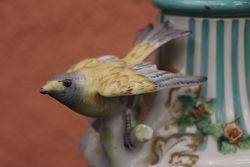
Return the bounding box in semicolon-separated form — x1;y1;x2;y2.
67;58;156;97
65;22;193;98
40;22;205;117
122;42;155;66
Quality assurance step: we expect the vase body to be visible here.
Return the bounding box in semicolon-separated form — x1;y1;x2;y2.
157;14;250;133
156;14;250;167
80;1;250;167
154;0;250;166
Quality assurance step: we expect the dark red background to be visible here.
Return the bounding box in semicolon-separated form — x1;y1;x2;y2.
0;1;157;166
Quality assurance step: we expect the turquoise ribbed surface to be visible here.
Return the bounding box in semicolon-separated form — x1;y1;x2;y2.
153;0;250;17
215;20;225;124
245;20;250;107
200;20;209;99
158;11;250;151
231;20;246;130
186;18;195;75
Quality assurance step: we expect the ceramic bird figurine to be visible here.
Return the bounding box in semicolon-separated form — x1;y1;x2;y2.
40;21;206;149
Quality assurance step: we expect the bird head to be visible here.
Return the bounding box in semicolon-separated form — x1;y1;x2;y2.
40;72;85;111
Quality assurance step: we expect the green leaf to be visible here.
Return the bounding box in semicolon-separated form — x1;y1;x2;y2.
179;96;196;108
208;123;224;139
196;118;223;139
238;136;250;150
220;141;237;154
234;117;241;125
176;111;195;128
204;99;217;114
196;116;211;129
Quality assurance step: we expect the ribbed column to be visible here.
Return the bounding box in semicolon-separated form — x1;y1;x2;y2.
159;14;250;149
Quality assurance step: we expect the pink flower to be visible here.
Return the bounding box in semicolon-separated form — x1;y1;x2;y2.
223;122;244;143
192;104;206;119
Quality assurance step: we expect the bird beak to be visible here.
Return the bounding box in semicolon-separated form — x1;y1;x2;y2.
40;82;51;95
39;87;48;95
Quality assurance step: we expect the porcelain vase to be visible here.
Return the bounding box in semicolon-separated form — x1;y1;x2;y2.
80;1;250;166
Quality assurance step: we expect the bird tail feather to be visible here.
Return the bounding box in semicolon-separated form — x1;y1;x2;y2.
123;21;191;66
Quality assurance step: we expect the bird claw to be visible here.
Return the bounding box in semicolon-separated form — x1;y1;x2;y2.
124;131;136;150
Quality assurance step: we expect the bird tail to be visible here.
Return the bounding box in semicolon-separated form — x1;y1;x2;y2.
122;21;191;67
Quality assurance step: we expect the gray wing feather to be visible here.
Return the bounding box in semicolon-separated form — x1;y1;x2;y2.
143;21;191;48
152;75;207;90
133;62;207;91
133;62;157;74
134;24;154;45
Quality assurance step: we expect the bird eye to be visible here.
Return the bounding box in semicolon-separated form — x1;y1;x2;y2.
62;79;72;87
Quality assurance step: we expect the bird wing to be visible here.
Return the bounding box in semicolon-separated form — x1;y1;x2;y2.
122;21;191;67
97;62;207;97
66;55;119;73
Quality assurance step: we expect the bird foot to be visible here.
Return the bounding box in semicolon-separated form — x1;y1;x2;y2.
123;108;136;150
124;130;136;150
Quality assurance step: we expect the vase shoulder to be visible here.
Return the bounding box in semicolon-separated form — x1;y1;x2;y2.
153;0;250;17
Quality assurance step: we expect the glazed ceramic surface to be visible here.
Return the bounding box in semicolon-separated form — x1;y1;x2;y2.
79;1;250;167
156;14;250;166
153;0;250;17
